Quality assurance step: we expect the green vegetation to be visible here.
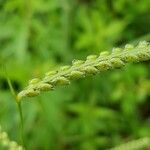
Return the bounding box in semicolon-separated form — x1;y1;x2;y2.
0;0;150;150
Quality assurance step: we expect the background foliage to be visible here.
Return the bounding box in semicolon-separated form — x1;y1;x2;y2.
0;0;150;149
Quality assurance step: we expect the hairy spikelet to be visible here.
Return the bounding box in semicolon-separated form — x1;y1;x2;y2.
0;125;25;150
110;137;150;150
17;41;150;101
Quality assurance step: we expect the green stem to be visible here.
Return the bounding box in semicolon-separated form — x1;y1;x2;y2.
17;102;25;147
3;65;25;148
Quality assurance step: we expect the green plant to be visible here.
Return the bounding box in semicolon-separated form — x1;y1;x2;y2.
0;125;24;150
0;0;150;149
17;41;150;101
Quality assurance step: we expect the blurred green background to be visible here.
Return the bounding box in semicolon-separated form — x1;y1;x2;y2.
0;0;150;150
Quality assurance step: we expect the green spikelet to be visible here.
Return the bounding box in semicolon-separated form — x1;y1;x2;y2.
37;83;53;91
60;65;71;71
96;61;112;71
110;58;125;68
84;66;98;74
138;41;149;48
99;51;110;57
112;48;122;54
72;60;84;66
86;55;97;61
24;89;40;97
124;44;134;50
45;71;58;76
29;78;41;84
121;54;139;62
17;89;40;100
137;51;150;61
52;76;70;86
68;71;85;79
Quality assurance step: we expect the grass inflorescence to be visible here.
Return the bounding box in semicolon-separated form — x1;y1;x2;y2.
110;137;150;150
0;125;25;150
17;41;150;101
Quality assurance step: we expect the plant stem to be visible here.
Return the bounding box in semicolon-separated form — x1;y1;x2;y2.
3;65;25;148
17;102;25;148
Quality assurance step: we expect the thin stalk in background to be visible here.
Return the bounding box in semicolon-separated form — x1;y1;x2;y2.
2;65;25;148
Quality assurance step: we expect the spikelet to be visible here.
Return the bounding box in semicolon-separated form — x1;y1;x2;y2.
72;60;84;66
124;44;134;50
17;89;40;100
110;58;125;68
52;76;70;85
137;41;149;48
45;71;58;76
29;78;40;84
86;55;97;61
24;89;40;97
60;65;71;71
17;41;150;100
96;61;111;71
121;54;139;62
37;83;53;91
112;48;122;54
83;66;98;74
137;51;150;61
68;70;85;79
99;51;110;57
